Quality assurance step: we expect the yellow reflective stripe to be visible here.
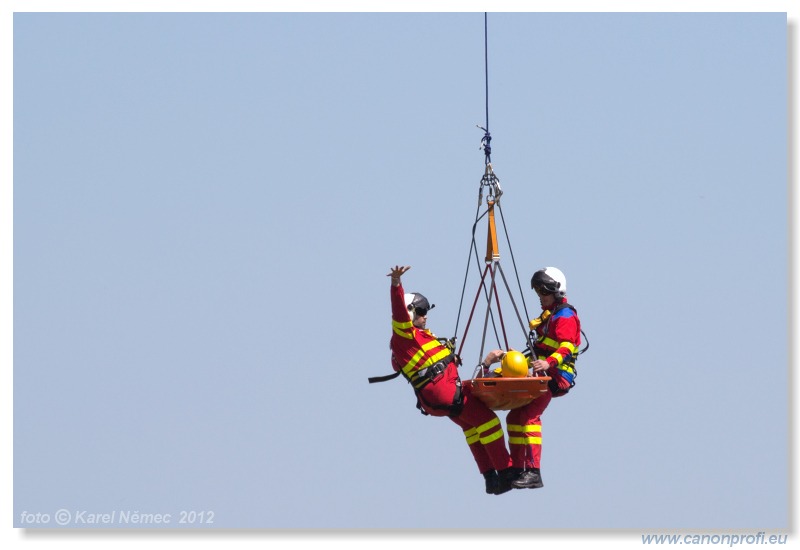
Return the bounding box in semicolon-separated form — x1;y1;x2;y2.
476;417;500;434
539;336;559;348
538;340;578;366
560;341;577;354
538;337;578;353
465;420;503;446
509;436;542;445
557;364;576;375
480;430;504;445
422;347;451;369
401;349;425;375
400;340;441;376
421;340;443;353
406;348;451;377
411;377;428;389
392;319;414;339
463;428;480;445
507;424;542;433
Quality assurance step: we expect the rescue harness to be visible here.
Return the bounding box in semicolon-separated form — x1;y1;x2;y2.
369;342;464;417
526;302;589;397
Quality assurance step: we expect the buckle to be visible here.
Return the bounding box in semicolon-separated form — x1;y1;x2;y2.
415;362;442;384
412;354;453;388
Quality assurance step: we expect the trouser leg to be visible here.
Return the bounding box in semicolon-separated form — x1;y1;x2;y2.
506;389;552;469
450;392;512;473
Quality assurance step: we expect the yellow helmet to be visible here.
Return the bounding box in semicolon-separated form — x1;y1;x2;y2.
501;350;528;378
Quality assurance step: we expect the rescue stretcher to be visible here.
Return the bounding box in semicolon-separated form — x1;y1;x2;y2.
464;375;550;411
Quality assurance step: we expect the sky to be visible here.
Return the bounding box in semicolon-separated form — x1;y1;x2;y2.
4;2;796;549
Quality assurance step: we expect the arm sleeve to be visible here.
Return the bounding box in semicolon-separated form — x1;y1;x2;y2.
545;315;581;368
390;283;414;340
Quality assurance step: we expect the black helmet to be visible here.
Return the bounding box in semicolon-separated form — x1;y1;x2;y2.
404;292;435;315
531;267;567;296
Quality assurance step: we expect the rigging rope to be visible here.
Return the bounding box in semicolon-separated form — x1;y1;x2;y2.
497;203;531;323
453;206;502;352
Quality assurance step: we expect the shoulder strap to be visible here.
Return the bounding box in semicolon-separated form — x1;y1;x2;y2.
551;302;576;316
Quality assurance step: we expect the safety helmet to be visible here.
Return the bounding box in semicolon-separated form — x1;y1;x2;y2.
501;350;529;378
404;293;435;318
531;267;567;296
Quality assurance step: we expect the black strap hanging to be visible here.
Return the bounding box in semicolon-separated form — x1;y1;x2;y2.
367;371;400;384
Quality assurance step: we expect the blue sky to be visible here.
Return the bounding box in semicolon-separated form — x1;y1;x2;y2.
4;2;797;548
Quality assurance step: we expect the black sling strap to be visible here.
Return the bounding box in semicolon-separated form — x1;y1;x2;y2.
367;371;401;384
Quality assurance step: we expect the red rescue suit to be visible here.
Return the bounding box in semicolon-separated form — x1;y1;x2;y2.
532;298;581;395
508;296;581;469
390;283;511;474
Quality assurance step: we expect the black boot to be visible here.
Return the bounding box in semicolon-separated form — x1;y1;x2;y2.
483;470;499;494
512;468;543;489
494;467;522;495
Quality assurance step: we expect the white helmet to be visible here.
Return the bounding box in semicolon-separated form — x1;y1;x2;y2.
531;267;567;296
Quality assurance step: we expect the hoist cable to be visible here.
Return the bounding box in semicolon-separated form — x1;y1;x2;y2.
480;13;492;165
484;12;489;137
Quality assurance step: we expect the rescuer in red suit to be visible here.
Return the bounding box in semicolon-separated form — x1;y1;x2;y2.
388;265;517;495
482;266;581;490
